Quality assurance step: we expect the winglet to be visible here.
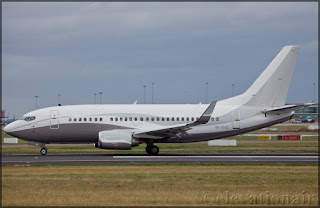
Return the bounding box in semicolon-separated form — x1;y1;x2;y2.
194;101;217;125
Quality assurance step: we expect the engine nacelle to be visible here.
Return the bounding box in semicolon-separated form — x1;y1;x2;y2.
95;130;139;150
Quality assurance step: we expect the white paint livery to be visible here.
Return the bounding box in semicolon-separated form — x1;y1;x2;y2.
4;46;307;155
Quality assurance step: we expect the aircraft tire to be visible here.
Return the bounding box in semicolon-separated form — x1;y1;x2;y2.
40;148;47;155
149;145;159;155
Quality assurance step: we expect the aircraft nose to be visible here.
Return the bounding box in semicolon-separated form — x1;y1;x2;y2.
4;123;13;133
4;121;19;135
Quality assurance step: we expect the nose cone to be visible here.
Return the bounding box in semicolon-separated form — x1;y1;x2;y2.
4;123;13;133
4;121;20;137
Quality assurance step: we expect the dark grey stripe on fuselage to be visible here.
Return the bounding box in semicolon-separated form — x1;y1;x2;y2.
11;123;132;143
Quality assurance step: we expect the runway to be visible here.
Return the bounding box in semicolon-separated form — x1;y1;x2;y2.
2;153;318;164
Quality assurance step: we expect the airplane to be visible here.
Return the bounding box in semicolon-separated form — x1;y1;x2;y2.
4;45;309;155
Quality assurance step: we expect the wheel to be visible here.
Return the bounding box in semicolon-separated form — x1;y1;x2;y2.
148;145;159;155
40;148;47;155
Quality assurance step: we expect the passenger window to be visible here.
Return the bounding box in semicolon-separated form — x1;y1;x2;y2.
89;118;92;121
186;117;189;121
211;117;214;121
140;117;143;121
119;117;123;121
129;117;132;121
157;117;160;121
151;117;154;121
181;117;184;121
69;118;72;122
110;117;113;121
79;118;82;122
216;117;219;121
171;117;174;121
167;117;170;121
115;118;118;121
191;117;194;121
84;118;87;121
176;117;179;121
95;118;98;121
125;117;127;121
100;118;103;121
146;117;149;121
74;118;77;122
196;117;199;120
134;117;138;121
162;117;165;121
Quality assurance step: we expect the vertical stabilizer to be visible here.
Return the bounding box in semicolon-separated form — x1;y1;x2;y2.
244;46;299;108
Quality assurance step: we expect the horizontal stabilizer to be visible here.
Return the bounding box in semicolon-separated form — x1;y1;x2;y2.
262;103;313;114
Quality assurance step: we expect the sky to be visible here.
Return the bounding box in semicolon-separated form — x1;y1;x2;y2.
2;2;318;118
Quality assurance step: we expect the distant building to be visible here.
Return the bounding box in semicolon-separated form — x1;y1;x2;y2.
292;104;319;122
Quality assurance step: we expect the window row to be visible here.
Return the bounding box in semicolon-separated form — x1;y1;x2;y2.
110;116;219;122
69;117;103;122
68;116;219;123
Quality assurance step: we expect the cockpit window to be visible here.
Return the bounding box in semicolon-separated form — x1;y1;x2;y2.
21;116;36;121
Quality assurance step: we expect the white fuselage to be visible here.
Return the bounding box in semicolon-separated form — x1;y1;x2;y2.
4;100;293;144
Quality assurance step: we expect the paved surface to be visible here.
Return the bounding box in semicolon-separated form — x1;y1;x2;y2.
2;153;318;164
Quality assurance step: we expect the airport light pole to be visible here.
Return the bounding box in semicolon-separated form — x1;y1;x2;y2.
206;82;208;104
58;94;61;105
232;84;235;96
94;93;97;104
99;92;103;104
143;85;146;104
313;82;316;103
152;82;155;104
35;96;38;109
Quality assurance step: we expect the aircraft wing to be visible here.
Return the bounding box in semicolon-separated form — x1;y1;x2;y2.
262;103;313;114
133;101;217;139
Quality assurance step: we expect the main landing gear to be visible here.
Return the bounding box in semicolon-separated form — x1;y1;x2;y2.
40;147;47;155
146;144;159;155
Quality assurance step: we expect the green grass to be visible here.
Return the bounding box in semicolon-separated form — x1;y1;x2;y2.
2;164;318;206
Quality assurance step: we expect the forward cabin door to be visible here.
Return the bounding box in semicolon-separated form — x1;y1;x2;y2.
232;110;240;129
50;110;59;129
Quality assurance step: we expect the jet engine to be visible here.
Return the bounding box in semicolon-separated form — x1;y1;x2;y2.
95;130;139;150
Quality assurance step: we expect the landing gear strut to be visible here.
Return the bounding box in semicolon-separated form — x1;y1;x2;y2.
146;144;159;155
40;147;47;155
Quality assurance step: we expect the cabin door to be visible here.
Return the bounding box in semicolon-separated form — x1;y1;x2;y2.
50;110;59;129
232;110;240;129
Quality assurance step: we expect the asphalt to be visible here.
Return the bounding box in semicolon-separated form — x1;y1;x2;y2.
1;153;318;164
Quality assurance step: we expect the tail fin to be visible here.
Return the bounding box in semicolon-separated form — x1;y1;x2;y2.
244;46;299;108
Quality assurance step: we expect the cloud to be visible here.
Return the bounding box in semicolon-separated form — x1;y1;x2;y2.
2;2;318;117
